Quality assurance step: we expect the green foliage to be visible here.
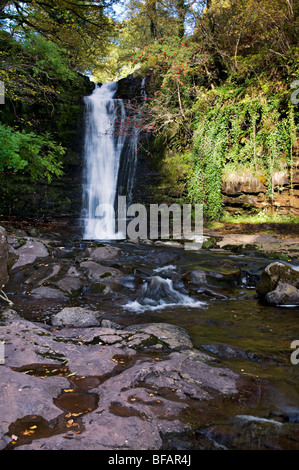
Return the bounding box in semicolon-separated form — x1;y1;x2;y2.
188;81;298;218
0;123;64;182
23;34;77;82
188;112;226;220
0;29;93;195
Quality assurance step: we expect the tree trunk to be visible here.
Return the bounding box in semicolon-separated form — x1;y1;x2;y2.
177;0;187;38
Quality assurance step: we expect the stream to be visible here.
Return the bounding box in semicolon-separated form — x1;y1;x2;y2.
2;80;299;449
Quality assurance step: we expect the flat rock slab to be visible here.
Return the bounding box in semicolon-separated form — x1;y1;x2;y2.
51;307;101;328
80;261;122;280
30;286;68;300
12;241;49;269
214;233;299;257
86;246;122;261
0;315;243;450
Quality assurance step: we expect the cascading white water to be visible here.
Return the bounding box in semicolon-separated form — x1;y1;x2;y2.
124;272;206;312
81;82;128;240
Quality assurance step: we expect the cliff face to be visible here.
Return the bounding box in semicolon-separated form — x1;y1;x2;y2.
0;74;95;220
0;74;149;222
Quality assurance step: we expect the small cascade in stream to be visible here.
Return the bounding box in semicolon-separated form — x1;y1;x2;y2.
81;82;139;240
124;270;206;313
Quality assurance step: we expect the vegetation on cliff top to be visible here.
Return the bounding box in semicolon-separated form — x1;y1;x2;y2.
0;0;298;220
113;0;299;219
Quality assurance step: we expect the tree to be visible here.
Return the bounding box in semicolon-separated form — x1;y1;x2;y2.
0;0;117;73
0;123;64;182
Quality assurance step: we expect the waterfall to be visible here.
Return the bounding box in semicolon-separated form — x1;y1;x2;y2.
81;82;138;240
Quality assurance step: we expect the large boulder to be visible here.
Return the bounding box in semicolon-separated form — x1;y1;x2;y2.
0;227;9;289
256;262;299;306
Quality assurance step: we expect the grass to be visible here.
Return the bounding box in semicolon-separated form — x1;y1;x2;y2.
203;210;299;231
221;210;299;225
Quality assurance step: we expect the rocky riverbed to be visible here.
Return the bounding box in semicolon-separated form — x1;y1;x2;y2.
0;223;299;450
0;311;249;450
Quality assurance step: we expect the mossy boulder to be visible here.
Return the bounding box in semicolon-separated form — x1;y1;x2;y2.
256;262;299;295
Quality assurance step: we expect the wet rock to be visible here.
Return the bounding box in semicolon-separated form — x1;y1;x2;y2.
56;276;82;294
0;308;22;324
207;414;299;450
256;262;299;305
0;319;62;367
182;259;241;291
16;413;166;450
12;240;49;269
257;262;299;295
0;226;9;289
196;288;228;299
265;283;299;306
139;276;184;304
0;316;246;450
24;264;61;286
202;343;248;360
14;229;28;238
125;323;193;350
51;307;101;328
127;349;238;400
67;266;81;277
0;367;69;450
30;286;68;300
100;318;122;329
86;245;122;261
80;260;121;281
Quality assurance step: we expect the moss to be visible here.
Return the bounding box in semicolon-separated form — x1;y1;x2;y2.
100;272;112;278
256;262;299;296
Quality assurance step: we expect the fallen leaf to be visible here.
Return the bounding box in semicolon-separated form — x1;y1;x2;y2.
22;430;34;436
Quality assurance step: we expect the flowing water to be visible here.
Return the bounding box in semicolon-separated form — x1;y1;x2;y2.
3;236;299;449
81;82;138;240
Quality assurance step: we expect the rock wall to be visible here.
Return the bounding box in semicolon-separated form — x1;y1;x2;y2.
0;227;8;289
222;163;299;216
